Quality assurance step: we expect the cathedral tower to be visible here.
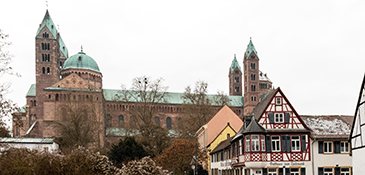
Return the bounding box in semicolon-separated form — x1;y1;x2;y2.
243;39;260;117
229;54;242;96
34;10;68;137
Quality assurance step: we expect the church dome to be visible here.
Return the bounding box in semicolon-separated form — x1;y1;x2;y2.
63;50;100;73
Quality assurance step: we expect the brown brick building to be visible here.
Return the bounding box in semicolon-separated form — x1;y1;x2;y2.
13;10;272;147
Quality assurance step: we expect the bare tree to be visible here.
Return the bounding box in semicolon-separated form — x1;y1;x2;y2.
117;76;171;156
0;29;21;137
55;92;103;152
179;81;230;141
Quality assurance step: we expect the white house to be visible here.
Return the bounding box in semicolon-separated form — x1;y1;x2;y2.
0;137;59;153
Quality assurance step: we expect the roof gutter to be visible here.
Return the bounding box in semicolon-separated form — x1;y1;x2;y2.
312;137;316;175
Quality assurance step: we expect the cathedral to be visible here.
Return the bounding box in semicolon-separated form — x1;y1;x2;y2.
13;10;273;147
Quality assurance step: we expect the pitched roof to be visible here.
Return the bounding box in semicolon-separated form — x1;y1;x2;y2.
242;117;267;134
0;137;55;144
301;115;353;139
244;39;258;57
36;10;57;38
259;71;271;82
251;88;277;120
26;84;36;97
230;54;242;73
103;89;244;107
210;137;233;154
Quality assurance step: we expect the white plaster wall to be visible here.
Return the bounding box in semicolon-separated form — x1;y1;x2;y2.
352;148;365;174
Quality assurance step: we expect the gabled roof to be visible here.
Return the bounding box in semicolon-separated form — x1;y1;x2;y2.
26;84;36;97
252;89;277;120
230;54;242;73
244;39;258;57
36;10;57;38
210;137;233;154
242;117;267;134
207;123;237;147
302;115;352;139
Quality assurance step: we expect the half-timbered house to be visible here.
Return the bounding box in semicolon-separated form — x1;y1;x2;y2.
350;74;365;174
231;88;311;175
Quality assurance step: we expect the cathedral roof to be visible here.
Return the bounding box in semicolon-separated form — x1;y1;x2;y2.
62;49;100;73
244;39;258;57
230;54;242;73
26;84;36;97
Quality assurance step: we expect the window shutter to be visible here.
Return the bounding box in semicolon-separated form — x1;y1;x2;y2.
285;112;290;123
281;135;286;152
285;168;290;175
318;141;323;154
301;135;306;152
269;113;274;123
301;168;305;175
335;167;340;175
279;168;283;175
263;168;267;175
266;136;271;152
334;141;340;154
286;135;291;152
318;167;323;175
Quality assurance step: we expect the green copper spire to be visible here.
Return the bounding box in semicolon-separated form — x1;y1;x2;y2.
244;37;258;57
36;10;57;38
230;54;242;73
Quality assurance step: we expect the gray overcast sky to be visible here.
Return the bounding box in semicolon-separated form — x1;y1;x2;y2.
1;0;365;116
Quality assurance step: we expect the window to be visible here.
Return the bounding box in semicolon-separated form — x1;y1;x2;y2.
235;87;239;93
47;67;50;75
324;168;333;175
118;115;124;127
227;133;230;138
324;142;333;153
235;70;239;74
290;168;299;175
251;135;259;151
268;168;277;175
272;136;280;152
42;67;45;74
341;142;349;153
250;63;256;69
251;85;256;92
276;97;281;105
291;136;300;151
251;74;256;81
234;77;239;83
245;135;250;152
166;117;172;129
340;168;350;175
261;136;265;151
274;113;284;123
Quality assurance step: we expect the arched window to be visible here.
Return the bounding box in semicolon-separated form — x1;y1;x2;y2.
30;100;33;107
118;115;124;127
42;43;44;50
105;115;112;127
47;54;50;62
60;62;63;68
47;43;50;50
154;117;160;126
47;67;50;75
42;54;44;61
42;67;45;74
166;117;172;129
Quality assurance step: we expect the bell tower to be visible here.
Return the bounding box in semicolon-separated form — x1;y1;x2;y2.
34;10;68;137
229;54;242;96
243;38;260;117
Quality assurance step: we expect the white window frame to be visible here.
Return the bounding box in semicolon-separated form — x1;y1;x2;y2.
272;136;281;152
274;113;284;123
324;142;333;153
245;136;250;152
324;167;333;175
239;139;242;155
251;135;259;151
341;142;349;153
268;168;277;175
291;136;300;151
290;168;300;175
340;167;350;175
